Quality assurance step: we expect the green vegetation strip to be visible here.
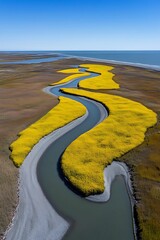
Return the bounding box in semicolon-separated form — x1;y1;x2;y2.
10;97;86;166
61;88;157;195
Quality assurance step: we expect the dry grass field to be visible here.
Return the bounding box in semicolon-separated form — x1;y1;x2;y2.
107;66;160;240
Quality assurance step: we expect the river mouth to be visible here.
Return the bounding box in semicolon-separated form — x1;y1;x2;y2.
37;69;135;240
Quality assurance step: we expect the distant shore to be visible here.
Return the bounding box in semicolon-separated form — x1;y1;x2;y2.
76;56;160;71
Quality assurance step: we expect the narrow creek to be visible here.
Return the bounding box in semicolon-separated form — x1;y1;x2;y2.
37;69;135;240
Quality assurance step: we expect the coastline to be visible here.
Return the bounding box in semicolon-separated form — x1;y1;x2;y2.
60;53;160;71
1;51;160;71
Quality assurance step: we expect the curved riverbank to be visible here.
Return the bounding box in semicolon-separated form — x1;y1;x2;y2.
5;66;136;240
86;161;137;240
5;112;89;240
38;74;136;239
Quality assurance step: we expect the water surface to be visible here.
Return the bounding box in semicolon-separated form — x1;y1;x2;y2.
37;72;135;240
56;50;160;67
0;55;66;65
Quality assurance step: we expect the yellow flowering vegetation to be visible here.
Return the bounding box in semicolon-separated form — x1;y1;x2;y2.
50;68;90;86
58;68;82;73
10;97;86;167
78;64;119;90
61;88;157;195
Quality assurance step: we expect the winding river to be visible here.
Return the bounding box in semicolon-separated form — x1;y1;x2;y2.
5;64;135;239
38;70;135;240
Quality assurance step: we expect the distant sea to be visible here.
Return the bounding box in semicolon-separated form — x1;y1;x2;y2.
1;51;160;70
56;50;160;69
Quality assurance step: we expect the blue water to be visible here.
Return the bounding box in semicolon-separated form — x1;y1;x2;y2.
0;51;160;70
37;70;135;240
0;54;66;65
0;51;55;55
56;50;160;68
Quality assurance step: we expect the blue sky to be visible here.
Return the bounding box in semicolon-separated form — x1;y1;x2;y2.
0;0;160;50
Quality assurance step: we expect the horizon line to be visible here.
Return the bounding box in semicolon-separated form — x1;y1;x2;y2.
0;49;160;52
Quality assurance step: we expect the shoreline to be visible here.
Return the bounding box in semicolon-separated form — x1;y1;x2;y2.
4;109;91;240
60;54;160;71
86;161;137;239
1;51;160;71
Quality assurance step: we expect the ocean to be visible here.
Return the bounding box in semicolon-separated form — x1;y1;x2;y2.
0;51;160;70
56;50;160;69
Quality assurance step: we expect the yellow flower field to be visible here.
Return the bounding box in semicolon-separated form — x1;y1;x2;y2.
61;88;157;195
10;97;86;166
50;68;90;86
78;64;119;90
10;63;157;198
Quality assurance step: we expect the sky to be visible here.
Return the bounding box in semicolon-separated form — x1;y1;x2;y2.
0;0;160;50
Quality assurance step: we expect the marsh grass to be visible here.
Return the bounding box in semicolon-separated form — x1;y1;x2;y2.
135;123;160;240
110;108;160;240
0;151;18;237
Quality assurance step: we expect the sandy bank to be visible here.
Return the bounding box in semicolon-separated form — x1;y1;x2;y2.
87;161;137;239
5;111;89;240
86;161;134;202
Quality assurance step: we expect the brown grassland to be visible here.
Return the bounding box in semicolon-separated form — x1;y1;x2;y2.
108;66;160;240
0;55;160;239
0;56;71;237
